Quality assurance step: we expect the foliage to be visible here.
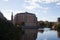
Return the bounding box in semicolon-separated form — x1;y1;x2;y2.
0;18;24;40
38;21;45;26
38;21;55;28
53;22;60;30
56;23;60;30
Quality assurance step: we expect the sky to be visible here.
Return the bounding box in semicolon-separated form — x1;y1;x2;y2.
0;0;60;22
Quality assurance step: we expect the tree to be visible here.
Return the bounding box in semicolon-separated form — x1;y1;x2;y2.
0;12;24;40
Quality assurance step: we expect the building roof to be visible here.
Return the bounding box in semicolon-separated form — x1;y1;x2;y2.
16;12;35;16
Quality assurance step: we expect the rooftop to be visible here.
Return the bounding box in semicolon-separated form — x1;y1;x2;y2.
16;12;35;15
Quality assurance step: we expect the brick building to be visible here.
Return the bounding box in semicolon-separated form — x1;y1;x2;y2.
13;12;37;26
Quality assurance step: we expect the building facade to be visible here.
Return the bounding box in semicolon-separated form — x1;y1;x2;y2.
13;12;37;26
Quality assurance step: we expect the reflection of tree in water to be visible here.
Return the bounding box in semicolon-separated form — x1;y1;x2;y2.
38;30;44;33
57;31;60;38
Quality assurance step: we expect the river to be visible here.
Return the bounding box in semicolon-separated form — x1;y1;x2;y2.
36;28;60;40
21;28;60;40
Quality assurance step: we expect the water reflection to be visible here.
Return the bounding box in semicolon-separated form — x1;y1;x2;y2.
21;28;60;40
36;28;60;40
21;29;38;40
57;31;60;38
38;30;44;33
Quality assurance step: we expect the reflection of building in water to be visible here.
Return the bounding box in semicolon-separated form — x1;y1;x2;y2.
57;31;60;38
13;12;37;26
21;29;38;40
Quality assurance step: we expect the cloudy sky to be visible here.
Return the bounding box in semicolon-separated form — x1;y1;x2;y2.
0;0;60;22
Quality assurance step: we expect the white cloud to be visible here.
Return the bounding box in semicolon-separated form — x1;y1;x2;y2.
25;6;34;10
42;10;48;13
3;0;8;2
25;0;49;13
25;2;40;10
25;0;60;11
25;0;60;3
55;1;60;7
25;0;38;3
25;0;49;9
39;0;60;3
39;0;60;8
56;2;60;6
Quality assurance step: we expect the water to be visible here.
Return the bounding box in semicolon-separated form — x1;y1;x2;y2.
21;28;60;40
36;28;60;40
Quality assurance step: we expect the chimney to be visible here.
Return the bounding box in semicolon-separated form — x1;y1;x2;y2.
11;12;13;22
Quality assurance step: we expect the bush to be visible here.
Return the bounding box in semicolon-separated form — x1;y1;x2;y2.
0;18;24;40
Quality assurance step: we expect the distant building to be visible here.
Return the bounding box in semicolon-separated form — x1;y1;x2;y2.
13;12;37;26
58;17;60;22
